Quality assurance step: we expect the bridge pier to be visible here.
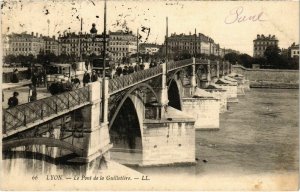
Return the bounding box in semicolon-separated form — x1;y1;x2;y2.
142;107;195;166
71;82;112;163
181;87;220;130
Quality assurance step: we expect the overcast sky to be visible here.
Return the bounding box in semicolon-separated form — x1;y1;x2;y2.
1;0;299;55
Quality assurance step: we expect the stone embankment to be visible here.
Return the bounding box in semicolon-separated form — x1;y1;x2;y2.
232;65;299;89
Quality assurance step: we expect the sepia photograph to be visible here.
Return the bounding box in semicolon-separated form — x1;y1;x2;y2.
0;0;299;190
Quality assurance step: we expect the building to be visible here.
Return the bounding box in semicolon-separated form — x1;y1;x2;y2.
3;32;45;57
42;36;59;55
139;43;161;55
289;43;299;58
58;33;108;58
57;23;108;58
166;32;221;56
253;34;278;58
108;30;137;62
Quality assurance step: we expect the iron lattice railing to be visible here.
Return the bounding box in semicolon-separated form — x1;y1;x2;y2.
108;65;163;94
2;86;90;135
195;58;209;65
167;58;193;71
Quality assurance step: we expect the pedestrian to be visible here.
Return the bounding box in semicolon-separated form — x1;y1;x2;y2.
28;85;37;102
11;69;19;83
122;65;129;76
8;91;19;108
71;75;81;88
83;71;91;86
116;64;123;76
37;71;43;87
128;64;134;74
31;72;38;87
91;70;98;82
134;63;140;72
139;63;145;70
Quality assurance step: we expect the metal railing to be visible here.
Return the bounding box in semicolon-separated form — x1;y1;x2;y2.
195;58;209;64
3;86;90;134
167;58;193;71
108;65;163;94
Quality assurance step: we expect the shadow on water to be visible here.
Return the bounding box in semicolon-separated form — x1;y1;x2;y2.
3;151;81;165
2;150;109;175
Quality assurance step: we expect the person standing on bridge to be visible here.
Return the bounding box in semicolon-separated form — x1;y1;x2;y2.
128;63;134;74
28;85;37;102
122;65;129;76
83;71;91;86
116;64;123;76
8;92;19;108
11;69;19;83
91;70;98;82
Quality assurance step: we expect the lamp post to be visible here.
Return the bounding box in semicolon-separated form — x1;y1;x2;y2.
101;0;107;122
165;17;168;65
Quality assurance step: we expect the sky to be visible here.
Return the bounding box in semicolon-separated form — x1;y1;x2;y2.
1;0;299;55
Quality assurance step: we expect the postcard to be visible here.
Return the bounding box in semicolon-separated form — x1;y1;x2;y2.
1;0;299;190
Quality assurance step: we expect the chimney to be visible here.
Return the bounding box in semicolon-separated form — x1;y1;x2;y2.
189;31;191;35
257;34;260;38
52;35;55;40
36;33;38;37
31;32;34;36
40;34;42;38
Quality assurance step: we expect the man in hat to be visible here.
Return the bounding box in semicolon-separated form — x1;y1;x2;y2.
91;70;98;82
83;71;91;86
8;92;19;108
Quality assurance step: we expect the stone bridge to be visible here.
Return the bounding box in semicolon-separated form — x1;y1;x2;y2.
2;58;233;165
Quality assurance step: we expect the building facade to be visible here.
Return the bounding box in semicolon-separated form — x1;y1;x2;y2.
253;34;278;58
108;30;137;62
43;36;59;55
3;32;45;57
58;32;108;58
166;32;221;56
289;43;299;58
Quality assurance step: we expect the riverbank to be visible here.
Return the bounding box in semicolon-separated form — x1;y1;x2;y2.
250;81;299;89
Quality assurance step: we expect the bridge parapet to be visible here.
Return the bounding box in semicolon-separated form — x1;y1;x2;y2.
108;65;163;94
195;58;209;65
3;86;90;136
167;58;193;71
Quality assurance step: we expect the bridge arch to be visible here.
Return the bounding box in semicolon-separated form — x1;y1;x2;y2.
109;83;159;130
2;138;84;156
109;83;159;152
167;70;184;111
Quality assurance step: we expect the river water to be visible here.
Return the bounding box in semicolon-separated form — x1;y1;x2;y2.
133;88;299;176
1;88;299;190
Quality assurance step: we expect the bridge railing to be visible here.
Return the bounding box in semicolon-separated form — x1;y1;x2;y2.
167;59;193;71
195;58;209;64
108;65;162;94
3;86;90;134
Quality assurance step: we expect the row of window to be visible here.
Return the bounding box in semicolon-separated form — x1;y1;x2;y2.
254;41;277;45
292;50;300;54
10;42;44;46
7;47;43;51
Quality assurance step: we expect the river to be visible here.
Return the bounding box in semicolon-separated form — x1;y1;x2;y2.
1;88;299;190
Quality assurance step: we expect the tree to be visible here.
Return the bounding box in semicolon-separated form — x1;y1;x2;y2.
238;54;253;68
264;46;289;69
4;54;16;64
224;52;239;64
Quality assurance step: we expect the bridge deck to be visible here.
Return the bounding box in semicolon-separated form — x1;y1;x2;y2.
2;58;231;137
